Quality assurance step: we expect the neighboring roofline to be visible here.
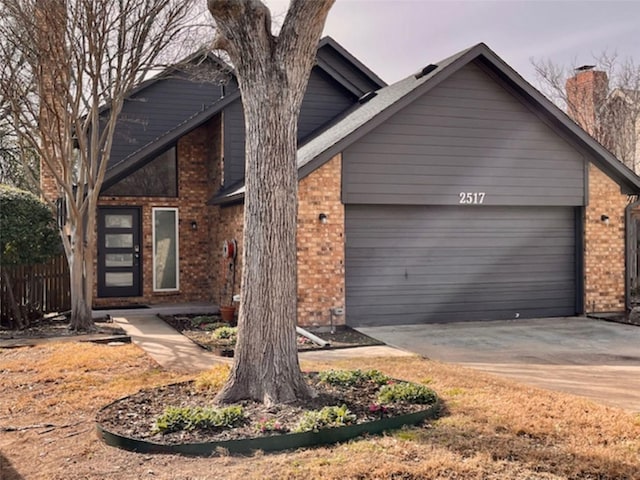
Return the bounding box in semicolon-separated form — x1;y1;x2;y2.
470;47;640;194
214;42;640;205
318;36;387;89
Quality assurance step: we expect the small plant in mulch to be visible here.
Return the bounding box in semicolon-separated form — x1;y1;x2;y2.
377;382;438;405
255;417;288;434
98;367;440;448
190;316;221;330
293;404;357;433
211;325;237;344
318;369;391;387
153;405;245;434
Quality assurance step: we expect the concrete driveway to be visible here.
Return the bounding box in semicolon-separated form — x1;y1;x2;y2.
357;317;640;412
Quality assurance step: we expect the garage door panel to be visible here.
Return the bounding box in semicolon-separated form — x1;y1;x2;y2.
347;298;575;318
347;262;574;277
346;205;577;326
348;249;575;262
347;282;575;303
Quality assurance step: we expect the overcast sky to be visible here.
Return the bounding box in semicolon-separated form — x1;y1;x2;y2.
267;0;640;87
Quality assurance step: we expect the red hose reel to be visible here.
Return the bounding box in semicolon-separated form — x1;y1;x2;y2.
222;239;238;261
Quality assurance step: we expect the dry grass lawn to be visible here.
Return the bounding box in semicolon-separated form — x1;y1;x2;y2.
1;342;639;479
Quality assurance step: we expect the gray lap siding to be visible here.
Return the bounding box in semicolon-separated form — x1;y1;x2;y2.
342;61;586;325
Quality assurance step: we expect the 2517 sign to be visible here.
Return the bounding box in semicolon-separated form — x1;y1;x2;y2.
459;192;486;204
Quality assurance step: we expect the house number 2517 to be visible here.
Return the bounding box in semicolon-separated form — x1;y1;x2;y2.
459;192;486;204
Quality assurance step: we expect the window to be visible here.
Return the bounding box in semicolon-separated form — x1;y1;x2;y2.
152;208;179;291
103;147;177;197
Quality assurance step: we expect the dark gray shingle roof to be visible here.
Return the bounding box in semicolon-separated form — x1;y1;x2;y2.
215;42;640;204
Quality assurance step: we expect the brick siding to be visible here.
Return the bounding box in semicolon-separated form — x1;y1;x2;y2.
213;154;345;326
94;115;221;307
297;154;345;326
584;164;628;312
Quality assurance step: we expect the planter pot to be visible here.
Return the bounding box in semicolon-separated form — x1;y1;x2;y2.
219;305;236;323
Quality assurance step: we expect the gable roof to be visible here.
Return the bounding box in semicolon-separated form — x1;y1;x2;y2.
103;37;386;188
215;42;640;204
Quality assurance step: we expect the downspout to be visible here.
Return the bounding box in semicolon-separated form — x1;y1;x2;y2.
624;196;640;311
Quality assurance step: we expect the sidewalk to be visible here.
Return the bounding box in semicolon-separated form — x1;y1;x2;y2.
113;313;412;373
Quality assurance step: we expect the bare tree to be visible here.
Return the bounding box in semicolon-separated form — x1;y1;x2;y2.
0;0;207;330
207;0;334;406
532;52;640;172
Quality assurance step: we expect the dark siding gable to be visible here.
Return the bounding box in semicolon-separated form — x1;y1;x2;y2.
223;66;357;186
343;61;586;207
109;73;224;171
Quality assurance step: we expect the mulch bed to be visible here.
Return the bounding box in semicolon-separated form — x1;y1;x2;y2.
0;315;126;343
96;373;430;446
157;313;384;353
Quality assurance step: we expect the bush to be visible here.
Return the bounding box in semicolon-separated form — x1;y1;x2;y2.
0;185;60;266
211;326;237;343
318;369;390;387
153;405;245;434
377;382;437;405
294;405;356;433
0;185;61;328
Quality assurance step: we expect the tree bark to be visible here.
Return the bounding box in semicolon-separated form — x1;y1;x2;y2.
67;204;96;332
2;269;24;330
208;0;334;406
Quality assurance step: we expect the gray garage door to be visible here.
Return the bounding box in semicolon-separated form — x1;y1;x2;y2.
345;205;577;326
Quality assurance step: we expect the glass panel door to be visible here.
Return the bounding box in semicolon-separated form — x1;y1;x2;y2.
98;207;141;297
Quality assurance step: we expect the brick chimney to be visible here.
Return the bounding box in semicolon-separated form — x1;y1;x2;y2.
36;0;68;204
565;68;608;137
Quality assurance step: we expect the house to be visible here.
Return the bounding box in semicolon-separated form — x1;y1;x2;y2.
41;38;640;327
566;68;640;301
566;67;640;173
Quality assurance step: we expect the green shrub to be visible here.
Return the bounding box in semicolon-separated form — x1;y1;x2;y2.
211;326;237;343
153;405;244;434
318;369;390;387
0;185;60;266
377;382;437;405
294;405;356;433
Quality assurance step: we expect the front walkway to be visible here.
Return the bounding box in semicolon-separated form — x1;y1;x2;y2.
109;307;411;373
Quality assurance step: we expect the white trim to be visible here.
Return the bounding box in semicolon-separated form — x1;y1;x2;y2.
152;207;180;292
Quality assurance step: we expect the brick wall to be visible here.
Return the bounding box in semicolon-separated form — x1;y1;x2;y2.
584;164;628;312
94;115;221;307
297;154;345;326
212;203;244;306
213;154;345;326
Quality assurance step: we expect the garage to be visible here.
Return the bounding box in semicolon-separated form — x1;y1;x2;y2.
294;43;640;327
345;204;578;326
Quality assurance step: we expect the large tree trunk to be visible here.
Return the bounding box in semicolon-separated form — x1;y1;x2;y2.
209;0;334;406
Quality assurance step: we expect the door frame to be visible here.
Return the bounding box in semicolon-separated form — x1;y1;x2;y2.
97;206;142;298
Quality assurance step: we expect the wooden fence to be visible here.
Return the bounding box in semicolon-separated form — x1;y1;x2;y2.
1;254;70;327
